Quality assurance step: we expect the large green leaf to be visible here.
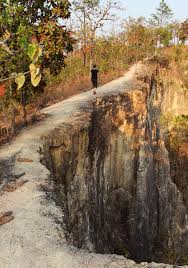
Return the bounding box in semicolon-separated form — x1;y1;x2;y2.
15;73;25;90
29;63;40;78
33;46;42;63
31;73;41;87
28;44;42;63
29;63;35;72
30;63;41;87
27;44;38;61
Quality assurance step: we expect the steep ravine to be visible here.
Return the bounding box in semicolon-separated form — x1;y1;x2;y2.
0;63;187;267
42;72;188;265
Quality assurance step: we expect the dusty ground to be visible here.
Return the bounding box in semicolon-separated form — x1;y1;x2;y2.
0;64;184;268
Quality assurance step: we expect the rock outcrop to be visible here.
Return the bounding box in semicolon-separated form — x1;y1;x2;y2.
42;66;188;265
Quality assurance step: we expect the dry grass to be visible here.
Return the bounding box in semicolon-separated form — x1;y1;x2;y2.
0;68;125;144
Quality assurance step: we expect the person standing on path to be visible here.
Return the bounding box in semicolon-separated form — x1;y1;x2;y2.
91;64;99;95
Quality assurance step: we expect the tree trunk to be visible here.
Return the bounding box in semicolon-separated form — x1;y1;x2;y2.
83;4;87;67
90;48;94;67
22;104;27;126
10;102;16;138
83;51;87;67
21;91;27;126
90;33;95;67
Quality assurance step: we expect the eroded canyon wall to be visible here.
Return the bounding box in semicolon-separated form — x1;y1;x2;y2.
42;67;188;265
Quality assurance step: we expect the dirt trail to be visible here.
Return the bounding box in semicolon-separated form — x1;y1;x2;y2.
0;64;171;268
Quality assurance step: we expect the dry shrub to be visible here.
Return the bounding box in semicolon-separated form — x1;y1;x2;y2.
147;55;170;69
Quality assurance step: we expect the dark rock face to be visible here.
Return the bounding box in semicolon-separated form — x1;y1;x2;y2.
42;77;188;265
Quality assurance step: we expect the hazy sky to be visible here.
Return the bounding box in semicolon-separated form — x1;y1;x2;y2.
119;0;188;21
69;0;188;35
98;0;188;35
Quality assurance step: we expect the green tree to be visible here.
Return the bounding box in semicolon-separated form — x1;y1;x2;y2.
155;26;172;47
149;0;174;48
179;19;188;43
123;17;154;63
150;0;173;27
72;0;120;66
0;0;74;128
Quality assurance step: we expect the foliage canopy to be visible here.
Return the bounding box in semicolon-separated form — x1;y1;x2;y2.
150;0;173;27
0;0;74;107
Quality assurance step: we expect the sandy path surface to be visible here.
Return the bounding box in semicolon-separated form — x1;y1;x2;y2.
0;64;173;268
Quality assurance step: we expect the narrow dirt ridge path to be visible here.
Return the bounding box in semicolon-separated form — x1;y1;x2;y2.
0;64;176;268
